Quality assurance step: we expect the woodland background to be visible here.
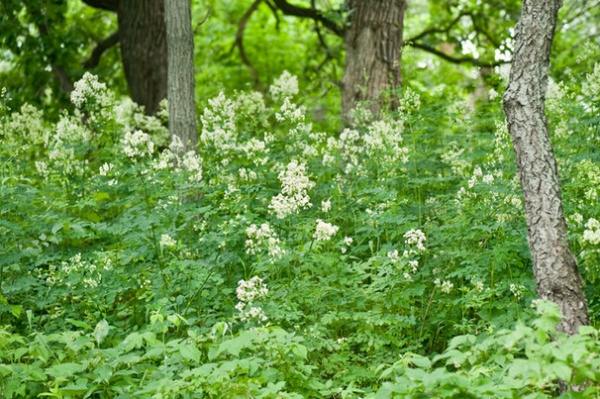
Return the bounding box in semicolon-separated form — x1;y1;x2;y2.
2;0;600;397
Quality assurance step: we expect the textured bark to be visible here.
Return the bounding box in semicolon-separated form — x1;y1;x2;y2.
118;0;167;115
503;0;588;335
165;0;198;154
341;0;406;123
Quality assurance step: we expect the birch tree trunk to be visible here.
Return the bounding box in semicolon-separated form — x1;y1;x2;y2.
340;0;407;124
503;0;588;335
165;0;198;155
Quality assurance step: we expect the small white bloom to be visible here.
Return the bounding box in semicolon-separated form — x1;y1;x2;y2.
160;234;177;248
314;219;339;241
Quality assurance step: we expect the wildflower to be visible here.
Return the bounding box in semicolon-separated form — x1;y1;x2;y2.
314;219;339;241
269;70;299;101
99;163;113;177
441;280;454;293
269;160;315;219
181;151;203;182
404;229;427;253
321;199;332;213
387;250;400;264
236;276;269;323
583;218;600;245
160;234;177;248
344;237;353;246
276;97;305;122
70;72;112;110
245;223;285;262
122;130;155;159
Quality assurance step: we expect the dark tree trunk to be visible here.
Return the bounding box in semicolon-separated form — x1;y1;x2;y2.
503;0;589;335
165;0;198;154
340;0;407;123
117;0;167;115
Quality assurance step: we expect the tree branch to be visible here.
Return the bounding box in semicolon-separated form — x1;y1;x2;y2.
408;41;507;67
83;31;119;68
80;0;118;12
271;0;344;37
233;0;264;91
406;12;469;43
194;6;212;34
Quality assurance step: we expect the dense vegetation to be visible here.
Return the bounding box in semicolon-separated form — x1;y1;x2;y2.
2;65;600;397
3;0;600;397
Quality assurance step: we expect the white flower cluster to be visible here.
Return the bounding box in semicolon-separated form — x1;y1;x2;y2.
269;160;315;219
583;63;600;107
269;70;299;101
235;276;268;323
435;278;454;293
200;92;270;165
70;72;112;110
122;130;155;159
46;253;101;289
276;97;306;122
404;229;427;254
200;92;238;154
314;219;339;241
583;218;600;245
180;151;203;182
160;234;177;248
323;119;408;175
467;167;494;188
245;223;285;262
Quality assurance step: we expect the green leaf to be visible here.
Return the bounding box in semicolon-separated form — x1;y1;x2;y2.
291;344;308;359
45;363;86;378
179;342;201;363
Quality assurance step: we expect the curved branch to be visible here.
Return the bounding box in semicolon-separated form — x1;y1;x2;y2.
83;31;119;68
408;41;507;67
407;11;469;43
265;0;282;30
271;0;344;37
233;0;264;90
194;6;212;34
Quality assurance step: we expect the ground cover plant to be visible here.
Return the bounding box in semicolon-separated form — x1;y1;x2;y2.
2;68;600;398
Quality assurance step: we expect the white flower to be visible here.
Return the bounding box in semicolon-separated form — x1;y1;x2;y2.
269;70;299;101
236;276;269;323
122;130;155;159
583;218;600;245
387;250;400;264
321;199;332;213
269;160;315;219
160;234;177;248
99;163;113;177
441;280;454;293
181;151;203;182
314;219;339;241
70;72;112;110
245;223;285;262
404;229;427;253
344;237;353;246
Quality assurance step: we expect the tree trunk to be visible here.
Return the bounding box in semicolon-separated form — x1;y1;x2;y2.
340;0;407;123
503;0;588;335
165;0;198;154
117;0;167;115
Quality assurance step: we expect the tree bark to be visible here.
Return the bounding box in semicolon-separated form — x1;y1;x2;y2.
503;0;588;335
165;0;198;155
117;0;167;115
340;0;407;123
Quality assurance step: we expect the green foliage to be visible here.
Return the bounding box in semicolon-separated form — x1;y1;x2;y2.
1;64;600;397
